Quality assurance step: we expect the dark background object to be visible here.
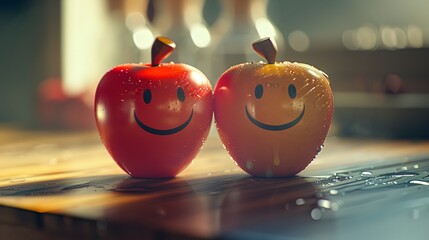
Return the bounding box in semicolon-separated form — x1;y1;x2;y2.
0;0;61;126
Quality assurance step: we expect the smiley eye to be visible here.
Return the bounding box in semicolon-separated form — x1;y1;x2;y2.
288;84;296;99
143;89;152;104
255;84;263;99
177;87;185;102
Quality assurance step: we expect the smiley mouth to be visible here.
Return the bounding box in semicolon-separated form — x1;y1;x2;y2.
245;105;305;131
134;109;193;135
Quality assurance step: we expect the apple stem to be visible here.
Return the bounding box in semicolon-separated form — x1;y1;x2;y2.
151;36;176;67
252;37;278;64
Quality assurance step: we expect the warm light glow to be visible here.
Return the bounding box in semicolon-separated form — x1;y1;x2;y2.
342;25;377;51
190;23;211;48
307;69;320;78
190;71;207;86
344;24;424;51
381;26;399;49
62;0;107;95
394;27;407;49
407;25;424;48
288;30;310;52
126;12;146;31
133;27;154;50
255;18;277;39
96;103;106;122
356;25;377;50
342;29;359;50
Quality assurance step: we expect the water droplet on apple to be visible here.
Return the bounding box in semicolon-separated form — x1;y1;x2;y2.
273;150;280;166
316;144;324;154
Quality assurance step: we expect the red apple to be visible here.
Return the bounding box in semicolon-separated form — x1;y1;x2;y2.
95;37;213;178
214;38;334;177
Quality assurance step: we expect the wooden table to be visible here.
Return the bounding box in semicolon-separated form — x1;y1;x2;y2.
1;127;429;240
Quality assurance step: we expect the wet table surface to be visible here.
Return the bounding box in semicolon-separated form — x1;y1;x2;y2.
1;127;429;240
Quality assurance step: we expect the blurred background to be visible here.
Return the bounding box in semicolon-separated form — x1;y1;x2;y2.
0;0;428;137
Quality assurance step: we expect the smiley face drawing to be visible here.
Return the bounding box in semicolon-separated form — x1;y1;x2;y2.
214;61;334;177
245;83;305;131
134;87;194;135
95;62;213;178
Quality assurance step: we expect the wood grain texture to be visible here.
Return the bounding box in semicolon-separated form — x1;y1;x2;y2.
1;126;429;239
